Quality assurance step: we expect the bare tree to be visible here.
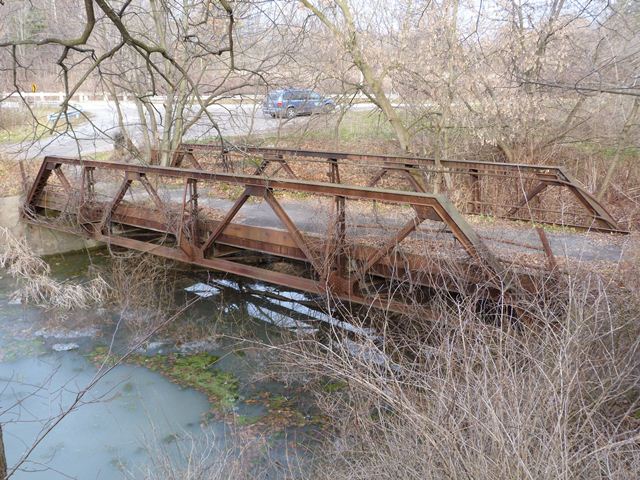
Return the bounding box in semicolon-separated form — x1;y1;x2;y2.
298;0;412;151
0;0;299;164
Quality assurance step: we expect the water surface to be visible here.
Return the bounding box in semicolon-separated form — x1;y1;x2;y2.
0;249;320;479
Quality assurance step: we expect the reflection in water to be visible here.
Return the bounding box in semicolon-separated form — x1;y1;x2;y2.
0;250;327;479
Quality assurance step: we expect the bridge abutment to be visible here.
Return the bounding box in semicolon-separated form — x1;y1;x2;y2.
0;196;100;256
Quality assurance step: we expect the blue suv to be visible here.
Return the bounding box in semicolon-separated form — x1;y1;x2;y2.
262;89;335;119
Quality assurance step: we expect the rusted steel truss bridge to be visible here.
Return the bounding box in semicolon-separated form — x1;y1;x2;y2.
22;145;625;313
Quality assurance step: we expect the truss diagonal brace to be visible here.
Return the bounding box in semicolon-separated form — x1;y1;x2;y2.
262;188;323;275
137;174;165;212
200;186;255;256
359;211;429;277
99;175;133;233
558;169;621;231
53;166;72;193
507;181;548;216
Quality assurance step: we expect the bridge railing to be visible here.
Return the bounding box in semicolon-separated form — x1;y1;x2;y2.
171;143;624;234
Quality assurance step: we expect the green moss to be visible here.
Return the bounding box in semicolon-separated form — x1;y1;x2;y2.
265;394;308;428
162;433;180;444
235;414;262;426
168;353;239;408
309;414;331;426
322;380;347;393
87;348;240;410
87;345;117;366
269;394;290;409
122;382;134;393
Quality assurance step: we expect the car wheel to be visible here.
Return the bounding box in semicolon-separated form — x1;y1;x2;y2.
286;107;296;119
270;113;276;118
322;103;334;114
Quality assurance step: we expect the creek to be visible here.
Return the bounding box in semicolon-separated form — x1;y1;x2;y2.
0;249;323;479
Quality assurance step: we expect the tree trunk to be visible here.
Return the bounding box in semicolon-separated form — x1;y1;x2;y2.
597;97;639;201
354;54;410;151
0;424;7;480
301;0;411;152
134;98;152;163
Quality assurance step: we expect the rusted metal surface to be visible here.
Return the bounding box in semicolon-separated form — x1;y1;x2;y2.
536;227;557;270
173;143;625;234
22;156;543;313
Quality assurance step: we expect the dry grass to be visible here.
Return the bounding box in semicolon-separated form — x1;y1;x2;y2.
107;250;181;340
0;156;38;198
128;429;308;480
259;266;640;480
0;227;110;309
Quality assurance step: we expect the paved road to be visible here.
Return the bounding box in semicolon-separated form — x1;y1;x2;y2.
1;100;374;160
208;197;637;265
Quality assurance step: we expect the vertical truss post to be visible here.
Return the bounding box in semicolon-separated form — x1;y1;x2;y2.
221;149;231;171
177;180;187;248
323;159;348;290
188;178;199;246
470;168;481;214
77;166;96;226
328;158;340;184
80;166;95;204
326;195;347;289
177;178;199;257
